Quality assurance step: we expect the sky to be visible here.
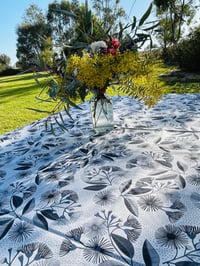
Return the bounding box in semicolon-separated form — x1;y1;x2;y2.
0;0;153;66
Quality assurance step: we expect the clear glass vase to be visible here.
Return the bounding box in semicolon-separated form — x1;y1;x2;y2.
90;94;113;133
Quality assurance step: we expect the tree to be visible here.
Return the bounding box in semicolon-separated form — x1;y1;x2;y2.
39;37;55;66
0;54;11;66
91;0;126;34
165;25;200;71
16;1;92;67
0;54;11;72
16;0;156;68
154;0;196;48
46;0;106;58
46;0;77;48
70;1;101;44
16;4;51;68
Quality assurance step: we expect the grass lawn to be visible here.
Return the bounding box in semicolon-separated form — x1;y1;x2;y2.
0;73;54;135
154;61;200;94
0;61;200;135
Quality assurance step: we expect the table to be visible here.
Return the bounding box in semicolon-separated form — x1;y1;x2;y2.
1;94;200;266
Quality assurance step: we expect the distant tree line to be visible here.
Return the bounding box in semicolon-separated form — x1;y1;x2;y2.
0;54;21;76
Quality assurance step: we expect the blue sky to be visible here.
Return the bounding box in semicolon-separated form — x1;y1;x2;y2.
0;0;153;66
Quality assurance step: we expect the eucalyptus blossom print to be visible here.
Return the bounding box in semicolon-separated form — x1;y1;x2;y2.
28;244;52;263
40;190;61;205
32;243;53;260
66;227;84;241
39;171;62;183
59;238;77;257
1;242;53;265
83;165;125;191
155;225;188;249
155;224;200;265
93;190;116;206
181;225;200;243
33;188;81;230
137;195;163;212
124;215;142;243
19;242;38;257
82;236;114;264
8;221;34;243
84;219;107;237
94;210;142;264
58;210;143;265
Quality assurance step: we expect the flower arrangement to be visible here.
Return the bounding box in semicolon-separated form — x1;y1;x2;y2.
37;35;159;106
73;37;144;131
66;37;140;96
31;2;163;132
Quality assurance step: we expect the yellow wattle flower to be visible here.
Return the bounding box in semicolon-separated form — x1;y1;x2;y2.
66;50;138;90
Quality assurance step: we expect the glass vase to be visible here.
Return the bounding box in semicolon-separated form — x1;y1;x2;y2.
90;94;113;133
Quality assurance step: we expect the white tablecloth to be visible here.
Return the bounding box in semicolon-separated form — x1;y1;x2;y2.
1;94;200;266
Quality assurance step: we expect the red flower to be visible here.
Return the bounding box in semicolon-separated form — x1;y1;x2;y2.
111;38;120;48
108;48;117;56
102;37;120;56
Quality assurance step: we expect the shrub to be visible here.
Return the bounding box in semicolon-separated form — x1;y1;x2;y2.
163;26;200;72
0;68;21;76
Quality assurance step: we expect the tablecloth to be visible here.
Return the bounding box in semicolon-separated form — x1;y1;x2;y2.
1;94;200;266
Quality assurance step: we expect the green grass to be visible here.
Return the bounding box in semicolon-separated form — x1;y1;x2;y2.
0;73;53;135
151;60;200;94
0;61;200;135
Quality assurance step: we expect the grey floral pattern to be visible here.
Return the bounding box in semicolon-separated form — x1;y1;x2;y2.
8;221;34;242
1;94;200;265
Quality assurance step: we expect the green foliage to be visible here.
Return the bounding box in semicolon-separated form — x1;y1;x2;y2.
16;5;51;68
39;37;54;66
0;54;11;73
154;0;169;11
0;68;21;77
46;0;76;46
163;26;200;72
154;0;196;47
138;3;153;27
16;0;158;68
91;0;126;34
0;64;8;73
0;54;11;66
